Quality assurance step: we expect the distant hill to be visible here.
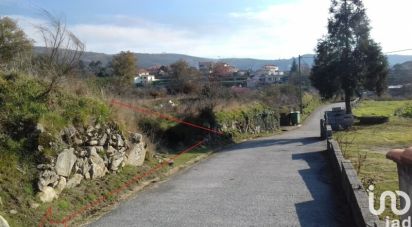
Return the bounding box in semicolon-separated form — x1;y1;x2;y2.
388;61;412;85
34;47;412;71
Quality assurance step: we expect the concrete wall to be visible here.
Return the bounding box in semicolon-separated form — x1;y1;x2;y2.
323;124;382;227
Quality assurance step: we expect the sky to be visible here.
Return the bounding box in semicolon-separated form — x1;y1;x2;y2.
1;0;412;59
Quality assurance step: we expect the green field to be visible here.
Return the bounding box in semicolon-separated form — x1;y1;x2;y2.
335;100;412;219
353;100;412;117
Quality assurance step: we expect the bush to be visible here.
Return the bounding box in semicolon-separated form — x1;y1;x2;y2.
395;105;412;118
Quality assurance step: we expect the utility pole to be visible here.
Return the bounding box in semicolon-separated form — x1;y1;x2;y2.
298;55;303;114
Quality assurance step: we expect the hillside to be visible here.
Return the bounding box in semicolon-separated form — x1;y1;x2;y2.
388;61;412;85
34;47;412;71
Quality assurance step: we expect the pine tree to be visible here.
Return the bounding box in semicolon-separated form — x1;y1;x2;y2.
310;0;388;114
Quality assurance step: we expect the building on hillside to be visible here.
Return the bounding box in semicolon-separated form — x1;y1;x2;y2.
134;69;157;86
246;65;285;88
255;65;284;77
147;65;161;75
212;62;239;77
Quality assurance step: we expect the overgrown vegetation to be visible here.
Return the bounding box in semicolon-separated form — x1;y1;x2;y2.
0;72;112;225
334;100;412;220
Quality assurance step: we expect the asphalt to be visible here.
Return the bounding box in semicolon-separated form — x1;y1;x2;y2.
90;103;355;227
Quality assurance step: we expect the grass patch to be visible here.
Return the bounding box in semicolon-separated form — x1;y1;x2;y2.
171;146;211;167
334;100;412;220
353;100;412;118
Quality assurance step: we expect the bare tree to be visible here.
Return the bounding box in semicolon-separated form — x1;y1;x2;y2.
35;10;85;98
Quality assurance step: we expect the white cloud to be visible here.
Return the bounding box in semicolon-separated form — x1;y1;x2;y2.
226;0;330;58
363;0;412;54
6;0;412;59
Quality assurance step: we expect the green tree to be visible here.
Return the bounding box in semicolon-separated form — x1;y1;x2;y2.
170;60;199;80
0;17;32;69
111;51;137;84
310;0;388;114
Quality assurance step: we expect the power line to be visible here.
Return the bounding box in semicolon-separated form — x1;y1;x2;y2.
384;49;412;54
294;49;412;59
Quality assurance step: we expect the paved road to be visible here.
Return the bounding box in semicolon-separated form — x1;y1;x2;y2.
90;103;354;227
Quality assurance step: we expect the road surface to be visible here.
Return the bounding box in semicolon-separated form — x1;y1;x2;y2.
90;103;354;226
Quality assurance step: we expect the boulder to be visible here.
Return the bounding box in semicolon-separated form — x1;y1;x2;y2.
117;134;124;147
89;153;108;179
84;171;91;180
125;143;146;167
99;133;108;146
87;146;98;157
36;164;53;171
55;177;67;194
76;149;87;158
62;126;77;143
95;146;105;153
38;186;58;203
118;147;126;154
66;174;83;189
74;137;83;145
107;146;116;156
9;210;17;215
86;125;95;133
88;140;98;146
0;215;9;227
110;154;124;171
55;148;77;177
38;170;59;192
75;158;91;179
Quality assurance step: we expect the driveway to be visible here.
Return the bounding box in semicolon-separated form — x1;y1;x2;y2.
90;103;354;226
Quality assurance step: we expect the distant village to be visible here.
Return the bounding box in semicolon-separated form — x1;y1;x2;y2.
134;61;287;88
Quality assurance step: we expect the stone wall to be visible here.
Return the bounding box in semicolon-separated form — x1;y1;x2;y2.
322;123;382;227
36;123;146;203
216;105;279;137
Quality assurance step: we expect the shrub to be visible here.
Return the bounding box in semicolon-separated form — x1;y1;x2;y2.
395;105;412;118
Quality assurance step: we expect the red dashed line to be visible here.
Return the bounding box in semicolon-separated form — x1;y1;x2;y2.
39;99;223;226
110;99;224;136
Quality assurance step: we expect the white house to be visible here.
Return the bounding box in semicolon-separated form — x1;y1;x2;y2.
255;65;284;77
134;69;157;86
247;65;285;87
